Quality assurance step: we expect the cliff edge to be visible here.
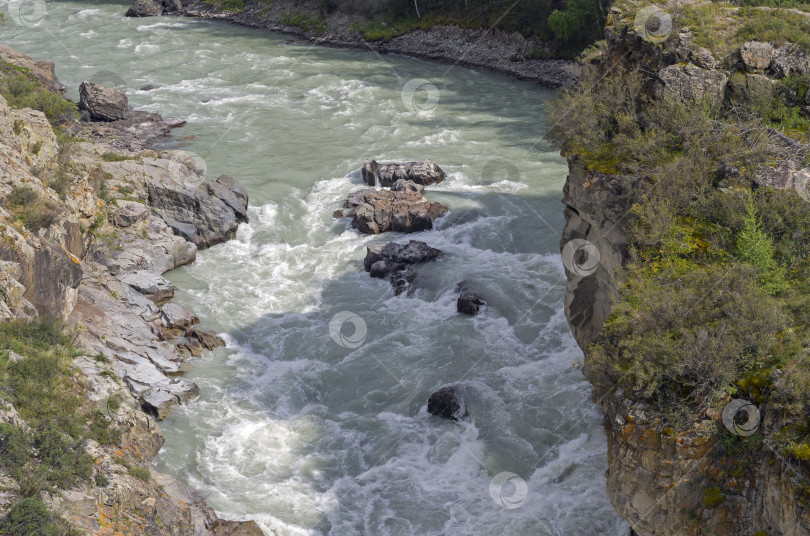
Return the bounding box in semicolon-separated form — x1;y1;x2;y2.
554;1;810;534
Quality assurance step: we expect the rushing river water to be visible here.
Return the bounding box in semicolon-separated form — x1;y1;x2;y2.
2;2;629;534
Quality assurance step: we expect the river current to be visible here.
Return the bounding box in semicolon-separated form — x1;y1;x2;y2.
1;2;628;534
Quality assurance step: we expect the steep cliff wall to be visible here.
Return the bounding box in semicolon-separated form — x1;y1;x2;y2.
0;46;260;535
557;2;810;535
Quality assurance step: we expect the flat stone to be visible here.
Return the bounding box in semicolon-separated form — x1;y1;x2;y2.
117;270;175;302
160;302;198;329
113;200;150;228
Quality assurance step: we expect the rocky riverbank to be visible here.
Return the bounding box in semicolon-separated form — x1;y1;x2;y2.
0;45;260;535
125;0;581;88
557;1;810;534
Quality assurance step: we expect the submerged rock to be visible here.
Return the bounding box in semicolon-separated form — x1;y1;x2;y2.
364;240;443;295
362;159;446;187
79;81;130;121
457;292;486;315
339;189;448;234
428;386;466;420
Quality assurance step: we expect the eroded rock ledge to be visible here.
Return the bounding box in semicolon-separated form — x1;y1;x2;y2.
0;46;259;535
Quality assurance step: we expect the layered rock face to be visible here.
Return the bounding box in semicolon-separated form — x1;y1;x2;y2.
0;48;259;536
559;7;810;536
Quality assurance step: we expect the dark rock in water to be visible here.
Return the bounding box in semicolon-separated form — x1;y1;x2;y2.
79;81;129;121
185;328;224;350
362;159;446;187
340;189;448;234
428;386;466;420
364;241;443;295
457;292;486;315
391;179;425;193
364;240;443;272
126;0;181;16
139;84;159;91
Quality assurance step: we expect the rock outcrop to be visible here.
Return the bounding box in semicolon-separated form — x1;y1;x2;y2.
338;188;448;234
362;159;446;187
0;45;258;535
364;240;443;294
560;10;810;536
427;386;466;420
79;81;130;121
147;169;249;248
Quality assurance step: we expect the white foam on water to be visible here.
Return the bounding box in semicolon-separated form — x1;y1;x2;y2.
0;5;628;533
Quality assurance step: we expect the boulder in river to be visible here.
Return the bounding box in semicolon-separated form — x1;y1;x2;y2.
428;386;466;420
362;159;446;187
457;292;486;315
79;81;130;121
364;240;443;294
126;0;182;17
339;189;448;234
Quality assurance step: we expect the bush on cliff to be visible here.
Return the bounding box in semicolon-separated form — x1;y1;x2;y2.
0;497;63;536
0;60;78;127
549;49;810;439
0;320;118;494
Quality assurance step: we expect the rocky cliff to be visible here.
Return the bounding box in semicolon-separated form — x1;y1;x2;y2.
0;45;260;535
557;2;810;535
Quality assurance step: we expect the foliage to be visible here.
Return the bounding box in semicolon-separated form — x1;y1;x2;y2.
0;423;31;472
0;62;77;127
548;0;606;44
0;320;120;493
0;498;63;536
4;185;60;232
280;10;327;33
736;198;787;294
587;263;784;408
548;48;810;433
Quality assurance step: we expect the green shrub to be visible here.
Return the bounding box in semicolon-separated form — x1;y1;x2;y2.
737;198;788;294
0;423;31;473
0;498;62;536
4;185;59;232
128;466;150;482
87;411;122;446
100;152;136;162
5;185;38;208
587;263;785;412
34;424;93;488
